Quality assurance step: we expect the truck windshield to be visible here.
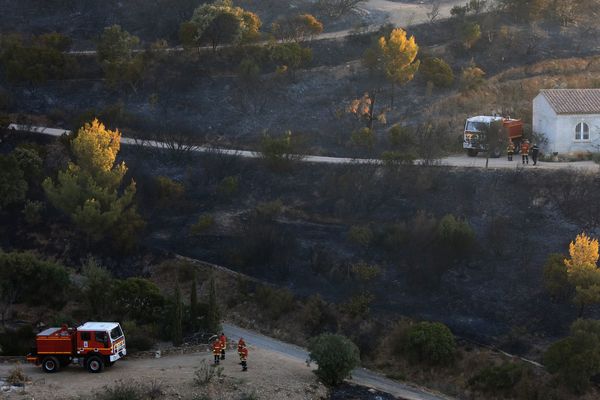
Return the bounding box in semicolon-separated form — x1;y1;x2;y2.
466;121;488;132
110;326;123;340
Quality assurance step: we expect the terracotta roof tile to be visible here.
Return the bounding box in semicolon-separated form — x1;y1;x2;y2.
540;89;600;114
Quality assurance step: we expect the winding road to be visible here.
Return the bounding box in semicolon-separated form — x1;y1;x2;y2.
224;323;454;400
8;124;599;171
67;0;466;55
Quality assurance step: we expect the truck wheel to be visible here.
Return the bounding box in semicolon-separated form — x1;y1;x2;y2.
42;356;60;373
467;149;478;157
87;355;104;373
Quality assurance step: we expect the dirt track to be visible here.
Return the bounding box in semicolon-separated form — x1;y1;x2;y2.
0;346;327;400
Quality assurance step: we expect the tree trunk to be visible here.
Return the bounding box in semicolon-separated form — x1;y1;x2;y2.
391;81;395;109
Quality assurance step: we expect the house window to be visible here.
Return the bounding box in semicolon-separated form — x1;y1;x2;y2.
575;122;590;141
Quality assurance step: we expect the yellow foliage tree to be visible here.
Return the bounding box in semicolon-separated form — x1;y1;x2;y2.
565;233;599;272
378;28;420;108
564;233;600;316
43;119;144;252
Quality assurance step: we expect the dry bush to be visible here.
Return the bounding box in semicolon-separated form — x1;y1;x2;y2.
6;364;27;385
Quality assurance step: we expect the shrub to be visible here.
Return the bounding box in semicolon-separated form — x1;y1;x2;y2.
259;131;303;171
420;57;454;88
194;359;223;386
111;278;164;324
469;362;525;394
381;151;416;167
217;175;239;197
190;214;215;236
460;22;481;49
121;321;155;352
460;66;486;92
84;381;164;400
308;333;360;386
255;286;295;320
544;319;600;394
388;124;415;148
341;292;373;318
300;295;333;335
6;364;28;385
381;222;409;251
543;253;572;300
0;251;70;311
155;176;185;208
0;325;35;356
436;214;475;261
405;322;456;365
350;127;375;150
22;200;44;225
348;225;373;248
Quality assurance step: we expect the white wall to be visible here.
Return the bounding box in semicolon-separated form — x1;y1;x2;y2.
532;94;557;153
555;114;600;154
533;94;600;154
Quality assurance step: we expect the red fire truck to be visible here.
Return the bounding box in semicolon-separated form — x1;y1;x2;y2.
26;322;126;373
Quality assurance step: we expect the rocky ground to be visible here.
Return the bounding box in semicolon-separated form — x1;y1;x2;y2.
0;347;328;400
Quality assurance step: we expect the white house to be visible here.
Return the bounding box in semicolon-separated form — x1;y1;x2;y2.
533;89;600;155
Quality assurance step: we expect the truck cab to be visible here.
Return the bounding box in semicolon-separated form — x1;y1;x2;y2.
463;116;523;157
27;321;126;373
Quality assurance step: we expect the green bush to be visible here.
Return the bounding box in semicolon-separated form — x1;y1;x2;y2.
217;175;239;197
111;278;164;324
155;176;185;208
189;214;215;236
259;131;303;171
121;321;156;352
436;214;475;260
0;325;35;355
469;362;525;394
0;251;70;310
420;57;454;88
348;225;374;248
544;319;600;394
341;292;373;319
405;321;456;365
22;200;44;225
350;127;375;150
543;253;572;300
308;333;360;386
255;286;295;320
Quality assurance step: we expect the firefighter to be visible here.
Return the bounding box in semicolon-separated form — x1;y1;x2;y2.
239;344;248;371
507;141;515;161
212;338;222;365
521;139;530;165
531;143;540;166
237;337;246;365
219;332;227;360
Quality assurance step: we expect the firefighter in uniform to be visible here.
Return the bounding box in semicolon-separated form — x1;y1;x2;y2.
507;141;515;161
239;343;248;371
531;143;540;166
219;332;227;360
521;139;530;165
212;338;222;365
237;338;246;365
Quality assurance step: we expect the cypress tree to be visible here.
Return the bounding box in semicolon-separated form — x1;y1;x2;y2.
172;284;183;346
190;275;198;331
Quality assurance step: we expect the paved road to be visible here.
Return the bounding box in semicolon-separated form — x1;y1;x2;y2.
9;124;599;171
224;323;454;400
